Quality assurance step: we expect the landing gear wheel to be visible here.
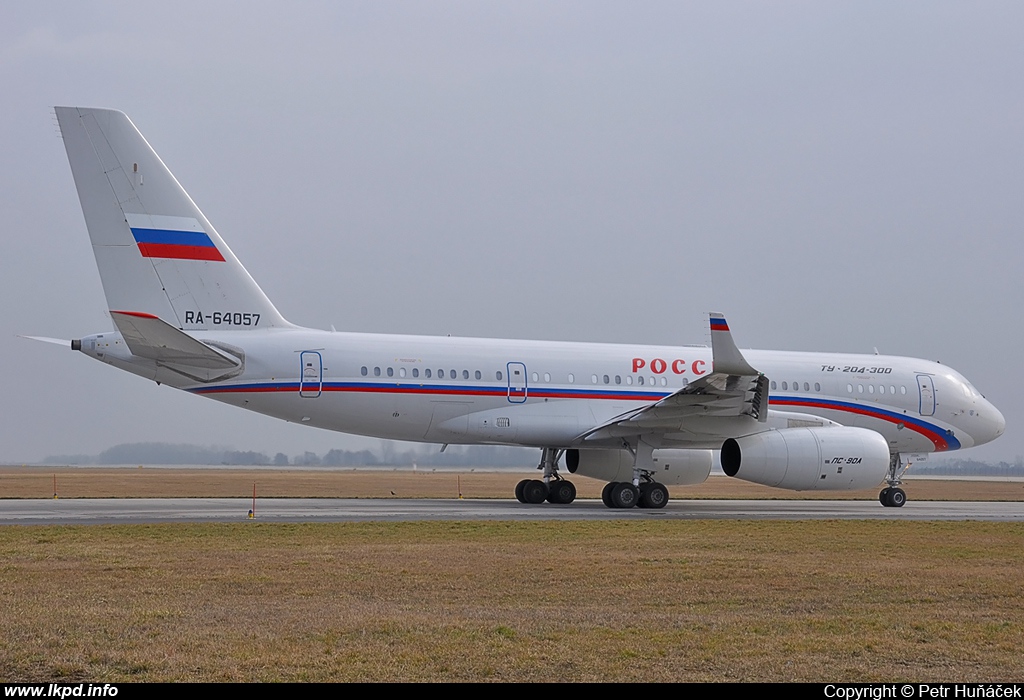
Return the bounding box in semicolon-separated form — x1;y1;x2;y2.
546;480;576;505
522;479;548;504
601;482;616;508
879;487;907;507
638;482;669;509
515;479;530;503
610;482;639;509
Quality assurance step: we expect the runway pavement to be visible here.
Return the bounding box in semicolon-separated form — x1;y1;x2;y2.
1;497;1022;524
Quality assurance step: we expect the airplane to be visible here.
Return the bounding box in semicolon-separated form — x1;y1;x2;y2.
41;106;1005;509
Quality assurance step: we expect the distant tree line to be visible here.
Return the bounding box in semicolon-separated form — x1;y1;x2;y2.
914;457;1024;477
37;443;1024;475
41;442;537;468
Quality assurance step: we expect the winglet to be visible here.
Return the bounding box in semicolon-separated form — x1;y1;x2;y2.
709;313;759;376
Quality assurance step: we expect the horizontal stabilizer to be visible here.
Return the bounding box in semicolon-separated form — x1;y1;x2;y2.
110;311;239;369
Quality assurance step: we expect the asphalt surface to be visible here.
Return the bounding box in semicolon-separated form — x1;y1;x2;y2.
1;497;1022;524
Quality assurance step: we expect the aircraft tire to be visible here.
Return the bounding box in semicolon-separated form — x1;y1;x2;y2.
888;488;906;507
515;479;530;503
522;479;548;504
639;482;669;509
879;488;891;506
610;482;639;509
547;480;576;505
601;482;616;508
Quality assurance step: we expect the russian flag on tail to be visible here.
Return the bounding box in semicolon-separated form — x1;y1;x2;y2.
125;213;225;262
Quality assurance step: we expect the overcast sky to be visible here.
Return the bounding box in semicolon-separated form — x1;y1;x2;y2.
2;2;1021;464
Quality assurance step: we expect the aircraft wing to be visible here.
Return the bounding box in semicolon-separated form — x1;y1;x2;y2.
579;313;767;441
110;310;240;369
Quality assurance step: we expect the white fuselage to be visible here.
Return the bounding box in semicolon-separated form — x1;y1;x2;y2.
79;326;1005;455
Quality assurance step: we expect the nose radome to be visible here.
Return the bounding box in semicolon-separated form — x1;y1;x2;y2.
992;405;1006;439
978;401;1006;446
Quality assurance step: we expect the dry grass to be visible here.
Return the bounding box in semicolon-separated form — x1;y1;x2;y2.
0;520;1022;682
2;467;1022;501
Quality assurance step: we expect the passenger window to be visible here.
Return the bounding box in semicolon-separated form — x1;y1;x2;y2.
847;384;853;393
532;372;539;382
425;369;432;378
603;375;609;384
814;382;820;392
637;376;644;386
412;368;419;378
771;381;777;390
496;371;503;381
450;370;457;379
615;375;621;385
592;374;598;384
360;366;368;376
475;370;481;380
782;382;788;390
399;367;406;378
387;367;394;377
463;369;469;379
858;384;864;393
660;377;667;386
803;382;809;391
544;372;551;382
568;373;574;384
374;367;381;377
626;376;633;385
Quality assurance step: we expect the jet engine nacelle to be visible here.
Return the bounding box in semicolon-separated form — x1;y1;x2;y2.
565;448;712;485
721;426;890;491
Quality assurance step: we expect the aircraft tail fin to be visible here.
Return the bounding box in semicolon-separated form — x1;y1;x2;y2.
55;107;289;331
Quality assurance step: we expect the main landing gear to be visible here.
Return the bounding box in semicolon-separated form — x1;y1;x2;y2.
601;438;671;509
515;447;577;505
879;452;907;508
514;444;671;509
601;481;669;509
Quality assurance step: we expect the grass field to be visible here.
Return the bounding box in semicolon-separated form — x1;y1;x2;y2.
1;520;1022;682
2;519;1024;683
2;468;1022;682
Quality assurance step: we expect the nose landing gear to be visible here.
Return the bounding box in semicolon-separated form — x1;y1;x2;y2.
879;453;908;508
